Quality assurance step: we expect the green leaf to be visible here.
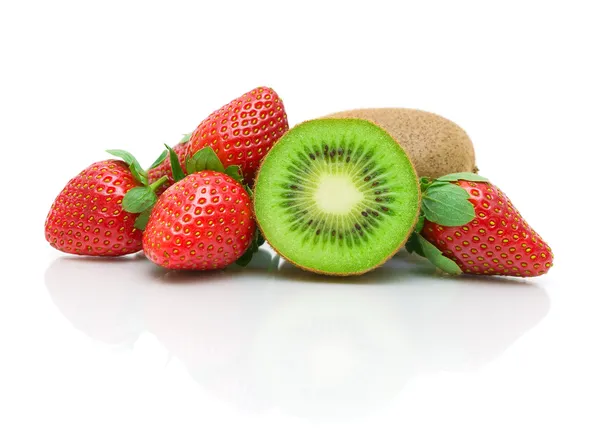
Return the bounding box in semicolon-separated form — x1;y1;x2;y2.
414;214;425;234
106;149;146;182
134;208;153;230
235;229;265;267
235;247;255;267
422;182;475;226
165;144;186;182
436;172;489;183
122;187;157;213
416;234;462;275
225;165;243;183
106;149;138;166
405;232;425;257
256;230;265;247
179;132;193;144
186;147;225;175
244;185;253;199
419;176;434;192
148;150;168;170
129;163;148;186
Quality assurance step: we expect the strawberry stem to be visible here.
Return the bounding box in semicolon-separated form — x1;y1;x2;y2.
149;175;168;192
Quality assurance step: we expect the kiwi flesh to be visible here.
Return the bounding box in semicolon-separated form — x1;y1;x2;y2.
323;108;476;179
253;119;420;276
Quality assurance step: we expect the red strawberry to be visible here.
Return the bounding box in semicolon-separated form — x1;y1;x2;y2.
143;170;256;270
45;160;144;256
187;86;288;183
408;173;553;277
147;134;190;194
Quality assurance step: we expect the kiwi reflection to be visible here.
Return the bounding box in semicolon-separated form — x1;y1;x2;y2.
45;249;550;420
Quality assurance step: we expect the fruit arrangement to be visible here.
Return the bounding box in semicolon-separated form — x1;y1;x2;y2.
44;86;553;278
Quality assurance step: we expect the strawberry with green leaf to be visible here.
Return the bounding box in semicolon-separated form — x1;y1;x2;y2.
142;146;260;270
45;151;169;256
406;173;554;277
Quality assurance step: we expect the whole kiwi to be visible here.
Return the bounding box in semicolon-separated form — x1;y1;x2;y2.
323;108;477;179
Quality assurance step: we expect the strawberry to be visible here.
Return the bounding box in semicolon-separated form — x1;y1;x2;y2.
406;173;553;277
147;133;191;194
143;170;256;270
45;151;170;256
187;86;288;183
45;160;144;256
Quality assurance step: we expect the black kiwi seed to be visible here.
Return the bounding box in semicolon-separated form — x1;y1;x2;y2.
276;151;399;238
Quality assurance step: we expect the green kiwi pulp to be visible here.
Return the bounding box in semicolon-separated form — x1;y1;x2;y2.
254;119;421;275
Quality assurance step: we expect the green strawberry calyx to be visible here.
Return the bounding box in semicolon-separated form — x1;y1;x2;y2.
168;145;264;267
148;150;168;170
406;172;490;275
147;132;194;170
105;149;169;230
169;144;244;186
179;132;193;144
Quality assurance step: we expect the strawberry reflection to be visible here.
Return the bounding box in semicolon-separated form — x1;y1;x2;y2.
45;253;149;346
45;249;549;419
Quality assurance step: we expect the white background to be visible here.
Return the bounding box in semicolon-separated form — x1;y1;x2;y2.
1;0;599;438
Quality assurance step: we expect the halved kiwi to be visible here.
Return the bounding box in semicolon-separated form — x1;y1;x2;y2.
254;119;421;276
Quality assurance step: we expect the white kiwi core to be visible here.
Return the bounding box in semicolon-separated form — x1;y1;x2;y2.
314;174;364;215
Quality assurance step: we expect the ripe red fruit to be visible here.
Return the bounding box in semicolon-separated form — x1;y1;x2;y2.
143;170;256;270
45;160;144;256
147;140;188;195
187;86;288;183
420;180;554;277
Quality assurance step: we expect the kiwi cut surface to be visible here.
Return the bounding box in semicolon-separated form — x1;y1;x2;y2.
323;108;477;179
254;119;420;276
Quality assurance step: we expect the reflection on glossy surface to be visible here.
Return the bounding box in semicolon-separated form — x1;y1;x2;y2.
45;253;149;346
45;248;549;419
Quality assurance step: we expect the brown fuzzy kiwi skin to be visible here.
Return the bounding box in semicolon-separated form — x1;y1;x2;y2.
252;118;422;277
322;108;477;179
